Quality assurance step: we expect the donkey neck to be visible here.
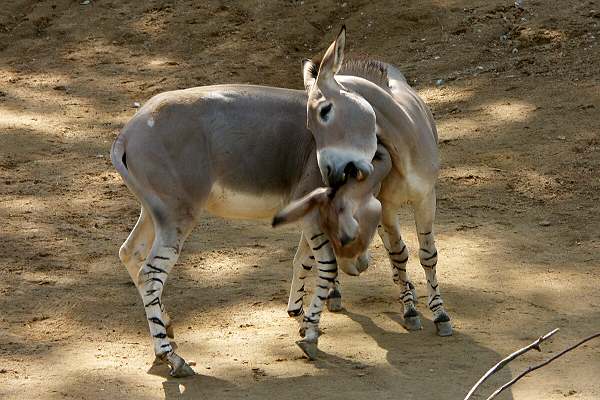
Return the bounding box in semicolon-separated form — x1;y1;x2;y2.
336;76;439;178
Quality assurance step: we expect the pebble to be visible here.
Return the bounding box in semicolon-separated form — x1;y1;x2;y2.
539;220;552;227
435;79;445;86
132;102;141;108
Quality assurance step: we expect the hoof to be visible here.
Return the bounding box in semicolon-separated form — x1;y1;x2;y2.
403;315;422;331
435;320;453;337
152;355;166;367
160;350;196;378
296;339;318;360
170;361;196;378
326;296;343;312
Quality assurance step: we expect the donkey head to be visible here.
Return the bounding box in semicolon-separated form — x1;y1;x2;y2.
272;145;391;276
302;26;378;189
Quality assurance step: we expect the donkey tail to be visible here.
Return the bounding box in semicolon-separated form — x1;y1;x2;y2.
111;132;130;183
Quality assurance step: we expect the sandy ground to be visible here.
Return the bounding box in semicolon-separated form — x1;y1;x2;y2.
1;1;599;399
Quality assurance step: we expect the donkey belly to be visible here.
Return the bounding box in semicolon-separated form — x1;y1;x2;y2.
205;181;288;220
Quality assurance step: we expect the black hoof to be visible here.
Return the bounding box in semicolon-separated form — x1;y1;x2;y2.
404;315;422;331
296;339;318;360
435;321;453;337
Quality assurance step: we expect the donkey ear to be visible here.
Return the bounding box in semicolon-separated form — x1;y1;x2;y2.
316;25;346;88
272;187;332;227
302;58;318;91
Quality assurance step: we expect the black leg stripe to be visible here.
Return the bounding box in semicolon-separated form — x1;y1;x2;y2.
144;297;161;308
312;240;330;251
302;264;313;271
318;259;336;265
388;245;406;256
423;251;438;261
419;231;432;236
310;233;324;241
294;297;303;304
145;263;167;274
145;277;164;286
428;295;441;307
154;255;170;260
317;284;329;289
392;256;409;264
148;317;165;328
321;276;336;283
421;262;437;269
154;332;167;339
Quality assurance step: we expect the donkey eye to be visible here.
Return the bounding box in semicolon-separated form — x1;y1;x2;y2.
319;103;333;121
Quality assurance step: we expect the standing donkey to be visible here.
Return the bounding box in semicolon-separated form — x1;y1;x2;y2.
111;27;451;377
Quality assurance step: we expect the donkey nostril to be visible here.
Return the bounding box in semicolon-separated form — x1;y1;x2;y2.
344;161;358;179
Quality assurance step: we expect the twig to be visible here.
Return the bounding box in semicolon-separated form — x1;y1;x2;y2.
485;331;600;400
464;328;559;400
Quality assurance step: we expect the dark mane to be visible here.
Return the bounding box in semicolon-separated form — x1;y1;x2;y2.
308;58;390;89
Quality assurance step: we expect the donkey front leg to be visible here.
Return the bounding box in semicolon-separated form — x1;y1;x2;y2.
378;206;421;330
137;217;196;377
287;233;313;318
296;225;339;359
414;191;452;336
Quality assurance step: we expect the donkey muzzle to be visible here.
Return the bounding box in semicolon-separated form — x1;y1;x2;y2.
320;152;374;188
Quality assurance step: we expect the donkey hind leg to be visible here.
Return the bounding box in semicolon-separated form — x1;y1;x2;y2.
378;206;421;331
137;214;196;377
287;233;313;318
118;207;175;338
414;191;452;337
296;226;338;360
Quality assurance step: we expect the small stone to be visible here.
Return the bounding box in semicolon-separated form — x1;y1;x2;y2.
80;0;91;4
557;135;566;140
539;220;552;227
435;79;445;86
512;48;519;54
132;102;141;108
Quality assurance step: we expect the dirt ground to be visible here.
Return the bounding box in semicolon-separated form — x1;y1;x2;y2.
1;0;599;399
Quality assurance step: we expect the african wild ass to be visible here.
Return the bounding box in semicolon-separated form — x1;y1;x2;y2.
111;27;451;377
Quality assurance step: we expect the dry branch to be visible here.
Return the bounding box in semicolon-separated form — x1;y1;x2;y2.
465;328;600;400
484;331;600;400
464;328;559;400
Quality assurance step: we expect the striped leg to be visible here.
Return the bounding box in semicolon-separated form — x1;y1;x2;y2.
287;233;313;318
118;208;174;339
414;191;452;336
137;220;195;377
296;228;338;359
378;206;421;330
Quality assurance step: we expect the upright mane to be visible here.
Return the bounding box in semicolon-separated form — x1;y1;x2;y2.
308;58;390;90
338;59;389;89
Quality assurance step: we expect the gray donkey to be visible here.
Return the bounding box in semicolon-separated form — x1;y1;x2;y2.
111;27;451;377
